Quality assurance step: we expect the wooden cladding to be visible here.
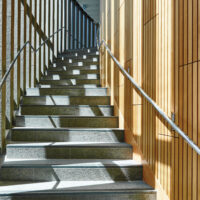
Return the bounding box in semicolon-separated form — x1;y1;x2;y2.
100;0;200;200
0;0;98;153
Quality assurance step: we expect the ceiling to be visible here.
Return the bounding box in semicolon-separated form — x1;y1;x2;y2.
77;0;100;23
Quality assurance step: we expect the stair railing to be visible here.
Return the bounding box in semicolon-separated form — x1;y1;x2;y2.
98;39;200;155
0;0;98;152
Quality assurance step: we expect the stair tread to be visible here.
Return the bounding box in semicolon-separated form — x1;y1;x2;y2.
2;159;141;167
12;128;123;131
7;142;131;148
0;181;155;195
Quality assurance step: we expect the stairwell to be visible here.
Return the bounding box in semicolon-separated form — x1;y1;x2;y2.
0;48;156;199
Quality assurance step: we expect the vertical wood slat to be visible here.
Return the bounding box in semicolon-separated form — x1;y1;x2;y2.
34;0;37;87
17;0;21;104
53;0;55;55
93;23;96;47
23;0;27;92
29;0;33;87
10;0;15;124
1;0;7;151
64;0;67;50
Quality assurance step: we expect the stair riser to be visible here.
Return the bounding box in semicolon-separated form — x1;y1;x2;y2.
0;193;156;200
39;79;100;85
26;88;107;96
14;116;118;128
47;70;99;75
42;74;100;80
11;130;124;142
20;106;114;116
6;147;132;159
55;62;99;67
22;96;110;106
0;167;142;181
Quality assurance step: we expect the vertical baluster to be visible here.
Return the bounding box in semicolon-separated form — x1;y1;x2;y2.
85;15;88;48
43;0;46;72
10;0;15;124
48;0;51;66
68;0;71;50
80;9;83;49
64;0;67;50
57;0;59;54
1;0;7;151
93;23;95;47
88;19;91;48
77;6;80;49
29;0;32;87
60;0;63;52
17;0;21;104
39;0;42;80
72;1;75;49
34;0;37;86
53;0;55;57
23;0;27;92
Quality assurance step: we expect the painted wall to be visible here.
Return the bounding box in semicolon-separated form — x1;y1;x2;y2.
100;0;200;200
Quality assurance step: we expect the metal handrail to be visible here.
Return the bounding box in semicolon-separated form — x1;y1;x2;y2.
0;26;84;91
99;39;200;155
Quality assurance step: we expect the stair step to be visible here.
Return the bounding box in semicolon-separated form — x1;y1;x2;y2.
0;159;142;181
21;96;110;105
48;65;99;71
14;115;118;128
26;88;107;96
38;84;101;89
47;69;99;75
0;181;156;200
55;61;99;67
42;74;100;80
56;57;99;63
20;105;114;116
39;79;100;85
6;142;132;159
11;128;124;142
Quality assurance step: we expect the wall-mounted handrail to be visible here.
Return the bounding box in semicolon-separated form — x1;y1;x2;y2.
99;39;200;155
0;26;84;91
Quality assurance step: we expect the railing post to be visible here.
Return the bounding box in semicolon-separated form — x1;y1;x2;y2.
34;0;37;87
1;0;7;152
29;0;33;87
53;0;55;56
43;0;46;73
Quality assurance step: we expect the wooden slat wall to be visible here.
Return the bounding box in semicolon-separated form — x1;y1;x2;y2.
100;0;200;200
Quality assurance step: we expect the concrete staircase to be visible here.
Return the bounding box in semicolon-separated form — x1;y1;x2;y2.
0;48;156;199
